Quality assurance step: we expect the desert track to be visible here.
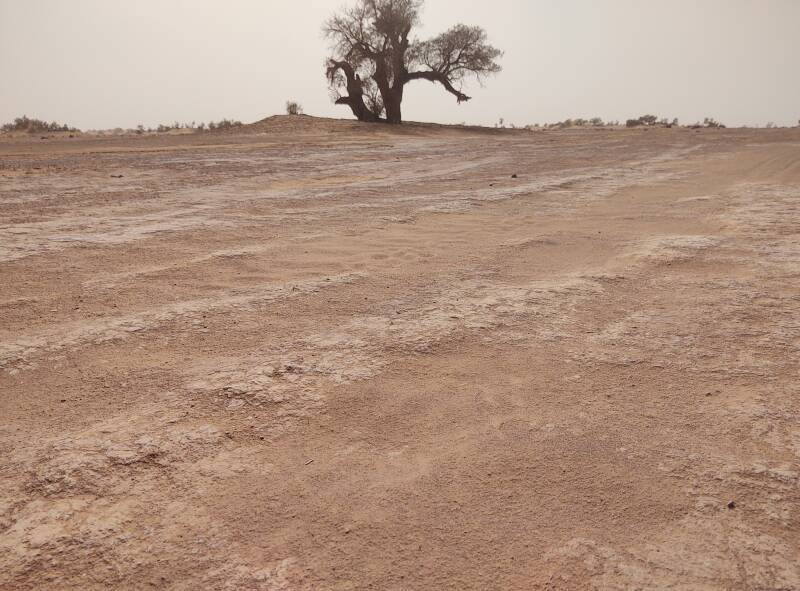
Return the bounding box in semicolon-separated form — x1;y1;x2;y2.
2;118;800;589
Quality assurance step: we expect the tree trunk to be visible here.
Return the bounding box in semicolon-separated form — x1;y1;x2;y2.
328;60;380;123
383;87;404;124
372;61;400;124
337;95;379;123
384;97;402;124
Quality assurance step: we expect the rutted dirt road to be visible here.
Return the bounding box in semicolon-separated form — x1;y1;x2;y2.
1;117;799;589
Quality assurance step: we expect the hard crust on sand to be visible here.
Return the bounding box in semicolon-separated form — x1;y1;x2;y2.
1;119;799;589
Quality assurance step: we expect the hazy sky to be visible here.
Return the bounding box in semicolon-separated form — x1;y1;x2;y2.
2;0;798;129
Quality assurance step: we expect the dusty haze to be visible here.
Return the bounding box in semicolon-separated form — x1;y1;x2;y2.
1;0;798;129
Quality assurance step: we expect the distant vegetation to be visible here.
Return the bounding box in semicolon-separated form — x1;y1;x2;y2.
1;115;79;133
12;111;795;137
0;117;242;136
194;119;243;132
625;114;679;128
688;117;725;129
131;119;243;134
505;115;736;131
541;117;622;129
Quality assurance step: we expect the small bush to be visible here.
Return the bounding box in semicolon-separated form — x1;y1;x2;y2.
286;101;303;115
626;114;659;127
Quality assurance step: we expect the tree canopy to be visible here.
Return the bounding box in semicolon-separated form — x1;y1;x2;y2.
324;0;502;124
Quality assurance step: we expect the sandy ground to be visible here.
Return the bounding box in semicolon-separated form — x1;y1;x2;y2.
1;116;799;590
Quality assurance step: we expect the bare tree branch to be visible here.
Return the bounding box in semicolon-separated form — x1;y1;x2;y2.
405;70;471;102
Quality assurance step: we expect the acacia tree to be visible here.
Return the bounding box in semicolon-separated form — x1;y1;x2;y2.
324;0;502;124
